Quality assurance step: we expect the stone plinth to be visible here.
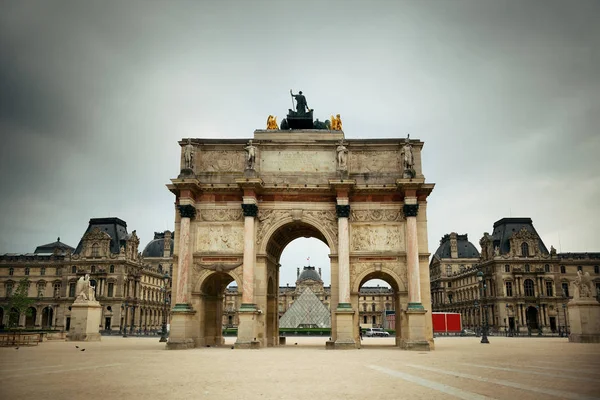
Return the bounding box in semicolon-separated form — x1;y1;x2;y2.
67;301;102;342
568;299;600;343
333;307;357;349
400;308;431;351
166;308;197;350
235;307;260;349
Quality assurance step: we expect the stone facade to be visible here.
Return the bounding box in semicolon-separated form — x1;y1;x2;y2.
0;220;171;335
167;130;435;350
430;219;600;335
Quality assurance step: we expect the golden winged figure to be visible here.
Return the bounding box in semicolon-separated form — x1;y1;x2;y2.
266;115;279;130
330;114;342;131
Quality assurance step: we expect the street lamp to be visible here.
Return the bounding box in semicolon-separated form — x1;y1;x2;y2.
476;270;489;344
122;300;129;338
159;272;171;343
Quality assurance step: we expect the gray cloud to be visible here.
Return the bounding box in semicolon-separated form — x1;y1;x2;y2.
1;0;598;286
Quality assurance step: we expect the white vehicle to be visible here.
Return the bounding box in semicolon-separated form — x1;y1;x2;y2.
363;328;390;337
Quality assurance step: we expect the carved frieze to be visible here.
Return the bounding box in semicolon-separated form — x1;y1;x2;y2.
196;225;244;253
351;225;403;252
349;150;399;173
350;262;408;291
197;209;243;222
198;150;245;172
350;209;403;222
303;210;338;248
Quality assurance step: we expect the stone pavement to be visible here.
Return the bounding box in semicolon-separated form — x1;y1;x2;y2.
1;336;599;400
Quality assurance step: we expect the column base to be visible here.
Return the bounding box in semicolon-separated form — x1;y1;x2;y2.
333;307;357;349
401;307;431;351
166;306;197;350
569;334;600;343
235;306;261;349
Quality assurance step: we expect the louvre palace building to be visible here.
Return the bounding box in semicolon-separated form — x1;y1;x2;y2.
430;217;600;334
0;218;172;333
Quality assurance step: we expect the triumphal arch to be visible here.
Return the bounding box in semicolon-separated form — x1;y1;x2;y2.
166;96;435;350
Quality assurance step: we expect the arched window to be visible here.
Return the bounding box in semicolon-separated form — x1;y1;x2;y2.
6;282;14;296
560;265;566;274
109;265;115;273
521;242;529;257
91;243;100;257
524;279;535;296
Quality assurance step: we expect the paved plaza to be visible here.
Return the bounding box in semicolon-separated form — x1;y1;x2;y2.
1;336;599;400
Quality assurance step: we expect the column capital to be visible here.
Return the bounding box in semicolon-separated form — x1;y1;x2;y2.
403;203;419;217
242;203;258;217
178;204;196;219
336;204;350;218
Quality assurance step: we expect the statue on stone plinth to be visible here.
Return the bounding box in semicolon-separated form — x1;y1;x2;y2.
183;139;195;170
572;270;594;300
336;140;348;170
266;115;279;130
75;274;96;302
290;90;309;114
245;140;257;170
401;135;415;178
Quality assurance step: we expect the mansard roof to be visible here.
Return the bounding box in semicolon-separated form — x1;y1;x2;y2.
491;217;549;255
34;237;74;255
74;217;130;255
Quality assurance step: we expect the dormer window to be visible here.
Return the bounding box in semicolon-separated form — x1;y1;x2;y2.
521;242;529;257
91;243;100;257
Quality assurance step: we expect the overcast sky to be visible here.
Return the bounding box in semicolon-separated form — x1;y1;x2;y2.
1;0;598;287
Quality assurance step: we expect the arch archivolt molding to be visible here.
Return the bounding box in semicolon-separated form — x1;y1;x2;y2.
256;208;338;254
191;264;242;295
350;262;408;293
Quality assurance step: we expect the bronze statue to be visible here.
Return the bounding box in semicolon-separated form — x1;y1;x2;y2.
266;115;279;130
290;90;309;114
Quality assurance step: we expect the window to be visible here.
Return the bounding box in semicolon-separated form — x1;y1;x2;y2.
448;294;453;303
25;267;30;276
460;265;465;272
595;266;599;274
53;283;61;297
91;266;96;273
40;267;46;276
561;282;569;297
525;264;530;272
6;282;14;296
544;264;550;273
385;303;391;311
372;296;375;300
505;265;510;273
72;266;77;274
545;281;553;297
372;316;376;325
577;266;582;272
56;267;61;276
69;283;76;297
362;303;367;312
109;265;115;273
560;265;566;274
91;243;100;257
521;242;529;257
446;265;452;275
9;267;14;276
363;316;367;324
447;282;452;288
505;281;513;297
108;283;114;297
524;279;534;296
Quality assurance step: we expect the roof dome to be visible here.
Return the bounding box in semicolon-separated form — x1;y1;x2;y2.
142;232;174;258
297;266;322;282
434;233;480;259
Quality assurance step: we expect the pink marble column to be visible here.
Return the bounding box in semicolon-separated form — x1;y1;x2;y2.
241;203;258;307
404;201;423;309
337;202;351;306
175;204;196;307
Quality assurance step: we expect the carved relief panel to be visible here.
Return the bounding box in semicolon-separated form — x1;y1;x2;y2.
196;224;244;253
349;151;400;173
350;224;404;252
197;151;245;172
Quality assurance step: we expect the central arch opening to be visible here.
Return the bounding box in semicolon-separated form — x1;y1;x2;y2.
263;220;333;347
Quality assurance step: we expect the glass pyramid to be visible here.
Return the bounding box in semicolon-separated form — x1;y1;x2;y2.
279;287;331;328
